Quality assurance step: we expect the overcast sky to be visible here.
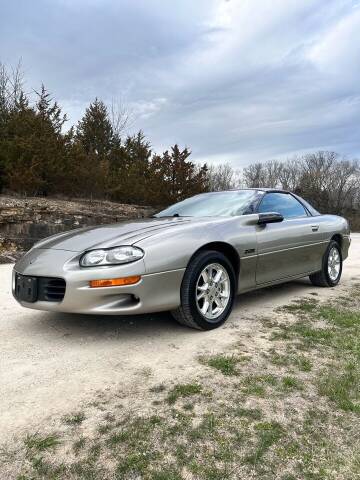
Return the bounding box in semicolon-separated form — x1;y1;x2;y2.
1;0;359;166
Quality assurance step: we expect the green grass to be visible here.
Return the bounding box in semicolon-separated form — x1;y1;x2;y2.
62;411;86;426
241;374;277;397
151;468;183;480
116;451;153;476
188;413;218;440
72;436;86;453
24;434;61;452
273;321;335;346
200;354;239;376
318;306;360;328
266;348;312;372
244;422;284;466
296;356;312;372
280;298;319;314
274;294;360;413
167;383;202;404
234;407;262;421
318;362;360;413
281;376;303;391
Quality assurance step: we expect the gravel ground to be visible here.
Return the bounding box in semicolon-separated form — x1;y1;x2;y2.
0;235;359;444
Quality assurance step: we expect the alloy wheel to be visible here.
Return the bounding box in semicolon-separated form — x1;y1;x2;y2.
195;263;230;321
328;246;341;282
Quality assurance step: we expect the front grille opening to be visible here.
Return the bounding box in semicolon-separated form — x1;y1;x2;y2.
38;277;66;302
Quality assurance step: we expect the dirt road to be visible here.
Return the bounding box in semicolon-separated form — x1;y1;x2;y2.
1;235;359;443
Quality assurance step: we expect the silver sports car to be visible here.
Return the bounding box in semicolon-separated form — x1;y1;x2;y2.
13;189;350;330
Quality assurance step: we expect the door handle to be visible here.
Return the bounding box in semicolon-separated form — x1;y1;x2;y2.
311;225;319;232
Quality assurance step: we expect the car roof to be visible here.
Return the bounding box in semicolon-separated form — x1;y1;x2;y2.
226;187;292;194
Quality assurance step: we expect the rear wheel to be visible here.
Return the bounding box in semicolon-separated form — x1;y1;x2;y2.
309;240;342;287
171;250;236;330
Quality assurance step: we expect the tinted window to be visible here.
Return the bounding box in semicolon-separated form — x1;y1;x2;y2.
258;193;307;219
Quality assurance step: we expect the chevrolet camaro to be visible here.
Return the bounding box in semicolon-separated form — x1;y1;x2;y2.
13;189;350;330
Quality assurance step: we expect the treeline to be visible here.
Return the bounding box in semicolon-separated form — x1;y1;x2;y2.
0;63;207;205
1;63;359;224
242;153;360;218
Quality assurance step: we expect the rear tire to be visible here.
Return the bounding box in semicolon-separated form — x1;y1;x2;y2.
309;240;342;287
171;250;236;330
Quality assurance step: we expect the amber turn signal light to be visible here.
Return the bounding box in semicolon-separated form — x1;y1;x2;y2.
89;276;141;288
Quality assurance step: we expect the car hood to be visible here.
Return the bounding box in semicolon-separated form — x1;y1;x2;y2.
32;217;196;252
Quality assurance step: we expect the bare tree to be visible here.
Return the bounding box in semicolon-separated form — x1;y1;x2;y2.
278;157;301;191
327;159;360;213
0;60;24;115
9;60;24;108
242;151;360;219
263;160;283;188
109;98;134;142
206;163;239;191
243;162;268;187
0;63;9;117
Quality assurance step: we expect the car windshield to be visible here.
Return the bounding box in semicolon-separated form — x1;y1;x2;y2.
155;190;261;218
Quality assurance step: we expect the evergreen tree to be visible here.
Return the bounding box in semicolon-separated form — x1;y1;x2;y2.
76;98;114;156
2;85;68;195
149;145;207;205
109;131;152;204
35;84;67;133
0;63;213;204
2;101;45;194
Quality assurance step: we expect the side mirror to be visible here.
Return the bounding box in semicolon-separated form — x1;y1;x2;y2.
258;212;284;225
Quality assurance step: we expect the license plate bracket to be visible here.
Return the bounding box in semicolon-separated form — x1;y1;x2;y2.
15;274;38;303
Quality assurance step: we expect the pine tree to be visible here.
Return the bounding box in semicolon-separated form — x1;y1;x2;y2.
35;84;67;134
0;64;212;203
148;145;207;205
76;99;114;156
2;102;45;194
110;131;152;204
2;85;68;195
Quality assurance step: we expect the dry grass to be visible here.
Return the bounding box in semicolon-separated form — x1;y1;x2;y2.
1;284;360;479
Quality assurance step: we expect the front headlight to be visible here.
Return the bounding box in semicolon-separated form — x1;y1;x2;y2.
80;246;144;267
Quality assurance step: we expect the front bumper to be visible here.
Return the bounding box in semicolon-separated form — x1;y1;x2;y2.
13;248;185;315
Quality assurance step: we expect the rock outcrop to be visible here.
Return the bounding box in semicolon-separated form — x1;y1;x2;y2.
0;196;155;263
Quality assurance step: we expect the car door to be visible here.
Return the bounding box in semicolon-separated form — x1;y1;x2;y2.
255;192;324;285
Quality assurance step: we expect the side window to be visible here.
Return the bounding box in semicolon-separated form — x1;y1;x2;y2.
258;193;307;219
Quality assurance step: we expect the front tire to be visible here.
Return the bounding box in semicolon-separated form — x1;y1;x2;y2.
171;250;236;330
309;240;342;287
